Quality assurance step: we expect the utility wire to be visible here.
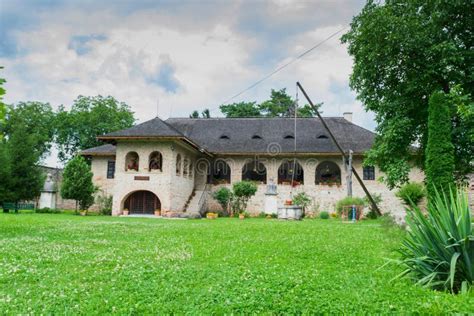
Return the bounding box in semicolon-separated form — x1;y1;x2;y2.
217;26;348;108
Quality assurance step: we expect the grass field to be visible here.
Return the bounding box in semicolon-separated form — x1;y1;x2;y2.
0;213;472;314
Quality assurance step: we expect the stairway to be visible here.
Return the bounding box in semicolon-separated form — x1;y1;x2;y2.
183;189;196;212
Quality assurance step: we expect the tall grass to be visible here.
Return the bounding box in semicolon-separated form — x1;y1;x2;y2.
398;187;473;293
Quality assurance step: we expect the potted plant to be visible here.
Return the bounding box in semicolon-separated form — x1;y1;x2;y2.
154;209;161;216
284;199;293;206
123;208;129;216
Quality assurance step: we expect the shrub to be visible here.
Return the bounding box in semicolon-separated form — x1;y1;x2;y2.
319;211;329;219
396;182;425;205
96;193;112;215
364;193;382;219
258;212;267;218
231;181;257;214
398;187;473;293
335;196;365;215
213;187;232;213
36;207;61;214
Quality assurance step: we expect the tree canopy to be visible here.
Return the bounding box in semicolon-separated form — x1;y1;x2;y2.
55;95;135;162
3;101;55;158
61;155;96;212
0;67;6;140
219;88;321;118
342;0;473;188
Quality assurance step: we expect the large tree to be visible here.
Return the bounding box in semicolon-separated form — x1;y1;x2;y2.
342;0;473;188
4;122;44;206
220;89;321;118
3;101;55;158
425;91;455;198
61;155;96;213
55;95;135;162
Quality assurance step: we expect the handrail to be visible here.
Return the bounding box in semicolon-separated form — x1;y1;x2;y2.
197;184;210;215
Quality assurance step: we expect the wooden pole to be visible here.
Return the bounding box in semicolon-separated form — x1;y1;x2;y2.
296;82;382;216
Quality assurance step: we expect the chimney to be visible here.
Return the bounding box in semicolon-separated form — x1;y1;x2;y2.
343;112;353;122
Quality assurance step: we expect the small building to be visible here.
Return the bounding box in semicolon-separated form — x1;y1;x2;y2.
81;115;424;216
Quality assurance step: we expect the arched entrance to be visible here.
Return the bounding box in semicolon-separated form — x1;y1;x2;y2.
124;191;161;214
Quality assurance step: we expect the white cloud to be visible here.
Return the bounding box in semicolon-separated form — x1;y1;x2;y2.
0;0;374;167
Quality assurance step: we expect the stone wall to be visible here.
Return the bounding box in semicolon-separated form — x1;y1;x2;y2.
206;155;425;219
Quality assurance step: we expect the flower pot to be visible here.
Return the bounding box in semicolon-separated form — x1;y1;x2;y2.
154;210;161;216
239;214;245;220
284;200;293;206
123;210;129;216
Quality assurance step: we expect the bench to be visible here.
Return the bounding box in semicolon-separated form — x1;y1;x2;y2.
2;202;35;213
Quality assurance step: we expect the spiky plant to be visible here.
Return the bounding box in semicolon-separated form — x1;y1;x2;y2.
398;187;473;293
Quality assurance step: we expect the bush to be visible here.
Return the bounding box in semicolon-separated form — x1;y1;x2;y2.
258;212;267;218
398;187;473;293
36;207;61;214
396;182;425;205
319;211;329;219
335;196;365;215
213;187;232;213
364;193;382;219
231;181;257;214
96;193;112;215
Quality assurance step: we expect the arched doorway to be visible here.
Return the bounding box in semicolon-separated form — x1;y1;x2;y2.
278;160;304;185
124;191;161;214
242;160;267;184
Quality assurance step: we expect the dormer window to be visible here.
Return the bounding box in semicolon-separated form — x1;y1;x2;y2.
220;135;230;140
252;135;262;139
284;135;294;139
317;134;329;139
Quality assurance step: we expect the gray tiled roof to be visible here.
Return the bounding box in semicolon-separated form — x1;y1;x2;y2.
166;117;375;154
81;144;116;155
100;117;184;138
88;117;375;155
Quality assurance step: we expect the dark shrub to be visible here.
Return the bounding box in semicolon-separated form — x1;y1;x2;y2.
36;207;61;214
319;211;329;219
364;193;383;219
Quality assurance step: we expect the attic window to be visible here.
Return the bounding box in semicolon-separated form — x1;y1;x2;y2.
284;135;295;139
220;135;230;140
252;135;262;139
317;135;329;139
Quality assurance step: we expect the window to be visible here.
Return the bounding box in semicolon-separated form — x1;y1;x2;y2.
317;134;329;139
176;154;182;175
278;160;304;185
107;160;115;179
220;135;230;139
284;135;295;139
125;152;139;171
189;161;193;178
242;160;267;184
149;151;162;171
363;166;375;180
252;135;262;139
315;161;341;185
208;159;231;184
183;158;189;177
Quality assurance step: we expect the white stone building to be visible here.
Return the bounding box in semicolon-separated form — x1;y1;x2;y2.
81;115;423;217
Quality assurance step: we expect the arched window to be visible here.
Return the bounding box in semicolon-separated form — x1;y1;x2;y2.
148;151;162;171
242;160;267;184
176;154;182;176
208;159;231;184
125;152;139;171
252;135;262;139
315;161;341;185
317;134;329;139
183;157;189;177
284;134;295;139
278;160;304;185
220;135;230;139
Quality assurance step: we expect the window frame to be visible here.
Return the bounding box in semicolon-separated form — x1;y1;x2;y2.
363;165;375;180
107;160;116;179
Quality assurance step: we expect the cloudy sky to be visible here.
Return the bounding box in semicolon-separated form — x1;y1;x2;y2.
1;0;374;165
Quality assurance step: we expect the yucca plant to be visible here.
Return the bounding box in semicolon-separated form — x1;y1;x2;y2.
398;187;473;293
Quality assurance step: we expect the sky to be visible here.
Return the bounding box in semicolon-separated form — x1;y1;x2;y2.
0;0;375;167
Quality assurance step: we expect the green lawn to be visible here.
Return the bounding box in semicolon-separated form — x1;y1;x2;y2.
0;214;472;314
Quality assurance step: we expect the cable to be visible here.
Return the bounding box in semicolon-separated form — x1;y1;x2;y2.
216;26;348;109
